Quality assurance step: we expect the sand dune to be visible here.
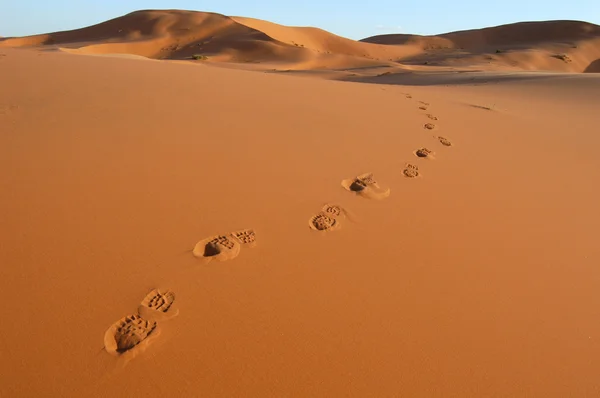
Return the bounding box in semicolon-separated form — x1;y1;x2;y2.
4;10;599;73
585;57;600;72
232;16;420;60
0;10;299;62
362;20;600;47
1;9;600;398
362;20;600;73
0;10;414;68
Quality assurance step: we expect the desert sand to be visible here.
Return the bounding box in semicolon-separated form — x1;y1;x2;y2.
1;9;600;397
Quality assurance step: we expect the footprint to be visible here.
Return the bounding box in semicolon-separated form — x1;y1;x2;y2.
414;148;434;159
437;136;452;147
321;204;346;219
426;114;438;121
104;315;157;356
424;123;436;130
141;289;175;312
309;213;340;231
230;229;257;248
403;164;420;178
405;94;413;99
341;173;391;200
321;203;360;224
354;172;377;187
193;234;241;262
139;289;178;321
419;106;428;111
419;101;430;106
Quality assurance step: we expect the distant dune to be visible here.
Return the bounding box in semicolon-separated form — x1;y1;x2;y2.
361;20;600;47
0;10;295;61
0;10;414;69
2;10;599;73
586;58;600;72
361;20;600;73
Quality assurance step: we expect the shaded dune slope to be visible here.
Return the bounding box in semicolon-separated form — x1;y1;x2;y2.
1;12;599;73
362;20;600;48
360;21;600;73
585;58;600;73
0;10;413;66
232;16;420;60
0;10;307;62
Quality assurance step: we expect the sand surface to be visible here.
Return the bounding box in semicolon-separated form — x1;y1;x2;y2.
1;11;600;397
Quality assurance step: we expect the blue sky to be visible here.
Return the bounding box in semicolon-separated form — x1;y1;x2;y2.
1;0;599;40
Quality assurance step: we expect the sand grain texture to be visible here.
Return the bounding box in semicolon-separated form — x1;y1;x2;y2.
1;12;600;398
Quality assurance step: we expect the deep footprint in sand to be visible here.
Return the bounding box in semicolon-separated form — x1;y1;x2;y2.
438;136;452;146
193;234;241;262
424;123;436;130
419;106;428;111
341;172;390;200
104;315;157;356
426;114;438;121
414;148;434;159
403;164;420;178
309;213;340;231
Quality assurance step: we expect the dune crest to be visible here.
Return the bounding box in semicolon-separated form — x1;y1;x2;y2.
361;20;600;73
3;10;598;72
0;9;413;68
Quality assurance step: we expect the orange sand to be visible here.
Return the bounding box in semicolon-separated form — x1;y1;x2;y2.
1;10;600;397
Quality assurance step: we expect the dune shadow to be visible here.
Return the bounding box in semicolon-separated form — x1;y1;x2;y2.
584;59;600;73
340;71;564;86
360;34;418;45
362;21;600;50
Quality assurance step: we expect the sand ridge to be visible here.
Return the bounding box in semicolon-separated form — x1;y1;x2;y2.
2;10;599;73
361;20;600;73
0;9;414;69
